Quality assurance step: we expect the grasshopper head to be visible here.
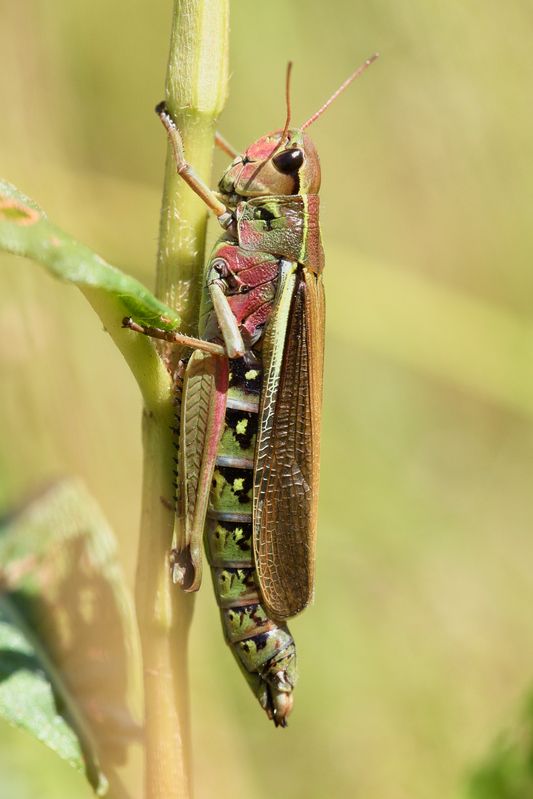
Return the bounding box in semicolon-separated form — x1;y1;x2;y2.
219;128;321;200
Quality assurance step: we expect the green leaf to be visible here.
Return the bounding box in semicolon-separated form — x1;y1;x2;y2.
0;179;176;411
0;599;106;791
0;479;143;797
0;179;179;331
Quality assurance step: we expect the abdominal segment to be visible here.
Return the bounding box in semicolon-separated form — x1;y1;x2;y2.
204;356;297;726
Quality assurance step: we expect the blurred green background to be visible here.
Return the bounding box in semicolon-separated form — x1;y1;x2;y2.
2;1;533;797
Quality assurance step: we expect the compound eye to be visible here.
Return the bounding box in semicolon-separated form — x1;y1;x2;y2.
272;147;305;174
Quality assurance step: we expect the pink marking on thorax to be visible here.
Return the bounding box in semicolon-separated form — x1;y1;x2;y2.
235;262;279;288
227;283;277;325
214;244;278;283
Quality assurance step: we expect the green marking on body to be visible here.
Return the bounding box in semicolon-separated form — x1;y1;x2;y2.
236;418;248;435
233;477;245;492
245;369;259;380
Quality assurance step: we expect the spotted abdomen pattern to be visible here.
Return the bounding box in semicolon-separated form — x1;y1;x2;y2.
204;357;297;724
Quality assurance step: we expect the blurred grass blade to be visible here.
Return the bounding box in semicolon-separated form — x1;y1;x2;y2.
0;478;143;798
329;248;533;418
0;179;179;330
464;694;533;798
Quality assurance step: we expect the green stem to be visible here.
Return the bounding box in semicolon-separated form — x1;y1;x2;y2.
81;287;173;412
135;2;229;798
156;0;229;333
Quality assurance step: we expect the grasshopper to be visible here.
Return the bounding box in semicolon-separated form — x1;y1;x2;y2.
124;55;377;726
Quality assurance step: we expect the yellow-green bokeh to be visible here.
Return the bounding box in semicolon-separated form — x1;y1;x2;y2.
2;1;533;797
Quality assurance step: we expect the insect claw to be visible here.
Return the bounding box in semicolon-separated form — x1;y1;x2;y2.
218;211;233;229
170;546;198;591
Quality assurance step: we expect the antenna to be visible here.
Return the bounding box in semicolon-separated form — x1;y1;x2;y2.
301;53;379;131
280;60;293;144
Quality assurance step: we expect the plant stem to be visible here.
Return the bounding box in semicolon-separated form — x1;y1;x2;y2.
135;2;229;798
137;402;192;799
156;0;229;334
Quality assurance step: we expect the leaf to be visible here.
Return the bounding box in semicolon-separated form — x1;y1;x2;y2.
0;479;143;797
0;178;177;410
0;179;179;331
0;597;106;792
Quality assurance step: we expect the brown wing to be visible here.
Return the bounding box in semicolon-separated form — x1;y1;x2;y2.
253;265;325;620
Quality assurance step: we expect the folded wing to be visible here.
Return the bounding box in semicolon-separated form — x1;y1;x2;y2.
254;263;325;619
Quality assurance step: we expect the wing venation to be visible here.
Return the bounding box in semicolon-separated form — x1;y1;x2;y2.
254;266;325;619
